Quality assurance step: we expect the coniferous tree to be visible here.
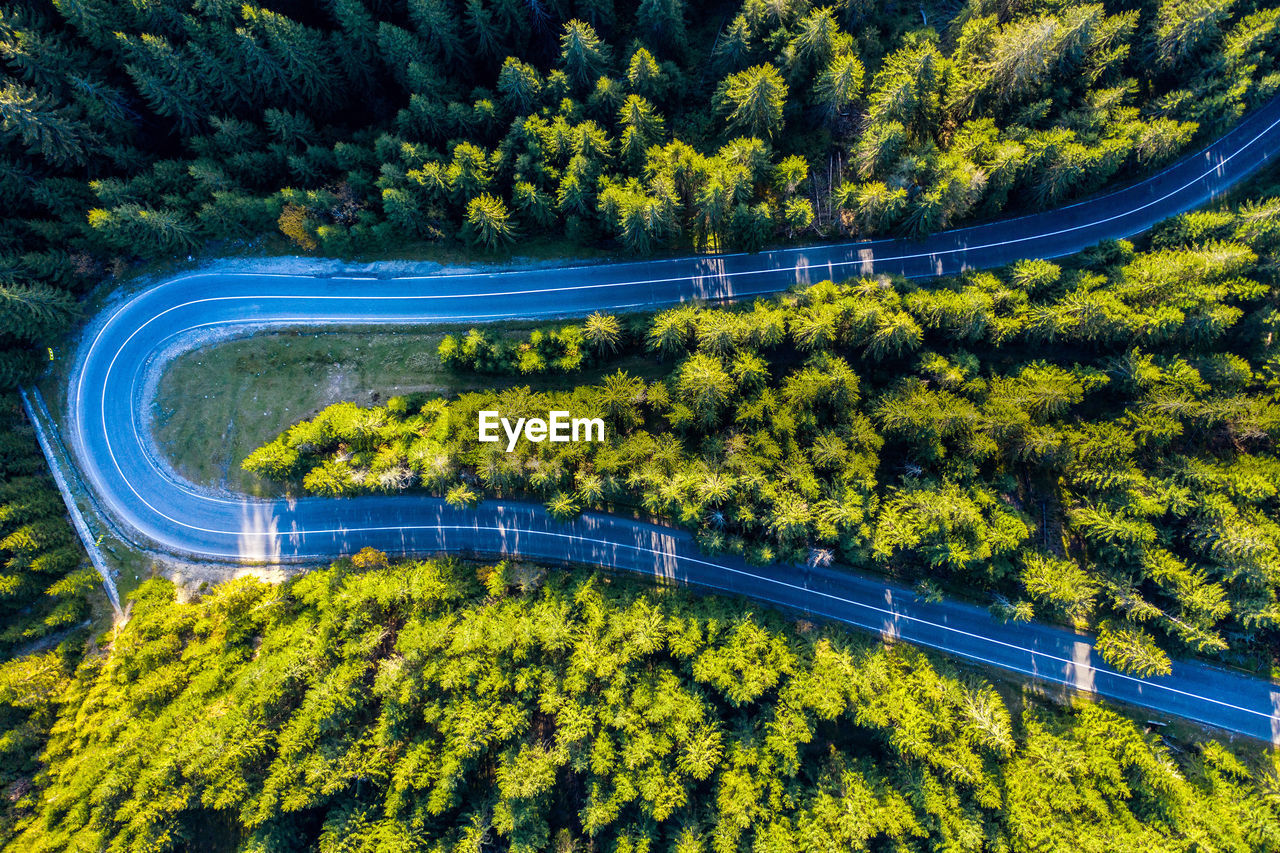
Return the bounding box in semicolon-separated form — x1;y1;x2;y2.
636;0;687;55
717;63;787;139
0;283;78;343
497;57;543;114
815;51;864;121
409;0;465;64
558;19;612;89
0;83;87;166
465;193;516;248
1157;0;1235;68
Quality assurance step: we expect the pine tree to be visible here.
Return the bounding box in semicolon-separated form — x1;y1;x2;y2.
1095;620;1172;676
559;20;612;89
87;204;198;254
788;6;841;73
617;95;665;164
511;181;554;227
242;439;301;480
636;0;687;55
238;6;343;110
583;312;622;354
815;52;864;120
263;108;317;148
408;0;465;65
714;14;753;74
866;42;943;142
376;23;431;90
782;197;813;238
773;155;807;195
577;0;616;32
0;282;78;343
447;142;494;200
465;193;516;249
626;47;666;100
716;64;788;139
497;57;543;115
0;82;87;166
327;0;380;87
464;0;503;59
835;181;906;234
1157;0;1233;68
676;352;735;426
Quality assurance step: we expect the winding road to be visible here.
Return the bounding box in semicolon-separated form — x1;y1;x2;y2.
64;96;1280;741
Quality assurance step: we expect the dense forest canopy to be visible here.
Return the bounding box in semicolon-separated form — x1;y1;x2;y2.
3;0;1280;387
4;0;1280;847
0;392;93;847
6;553;1280;851
0;395;90;656
247;196;1280;678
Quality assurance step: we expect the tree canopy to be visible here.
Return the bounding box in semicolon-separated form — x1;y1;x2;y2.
1;0;1279;385
7;554;1280;851
0;394;94;842
251;196;1280;676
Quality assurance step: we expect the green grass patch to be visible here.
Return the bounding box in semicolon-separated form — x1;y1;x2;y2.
100;534;161;606
153;323;666;495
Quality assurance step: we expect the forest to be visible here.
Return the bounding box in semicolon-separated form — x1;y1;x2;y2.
3;0;1280;847
0;391;94;847
2;0;1280;388
247;195;1280;678
0;394;90;655
5;551;1280;851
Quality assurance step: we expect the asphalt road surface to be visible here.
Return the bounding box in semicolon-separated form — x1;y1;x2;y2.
66;96;1280;741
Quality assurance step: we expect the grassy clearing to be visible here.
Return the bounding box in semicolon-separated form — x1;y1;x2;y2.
153;323;666;494
99;534;161;605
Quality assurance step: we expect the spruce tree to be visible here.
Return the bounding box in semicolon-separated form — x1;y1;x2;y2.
558;19;612;89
